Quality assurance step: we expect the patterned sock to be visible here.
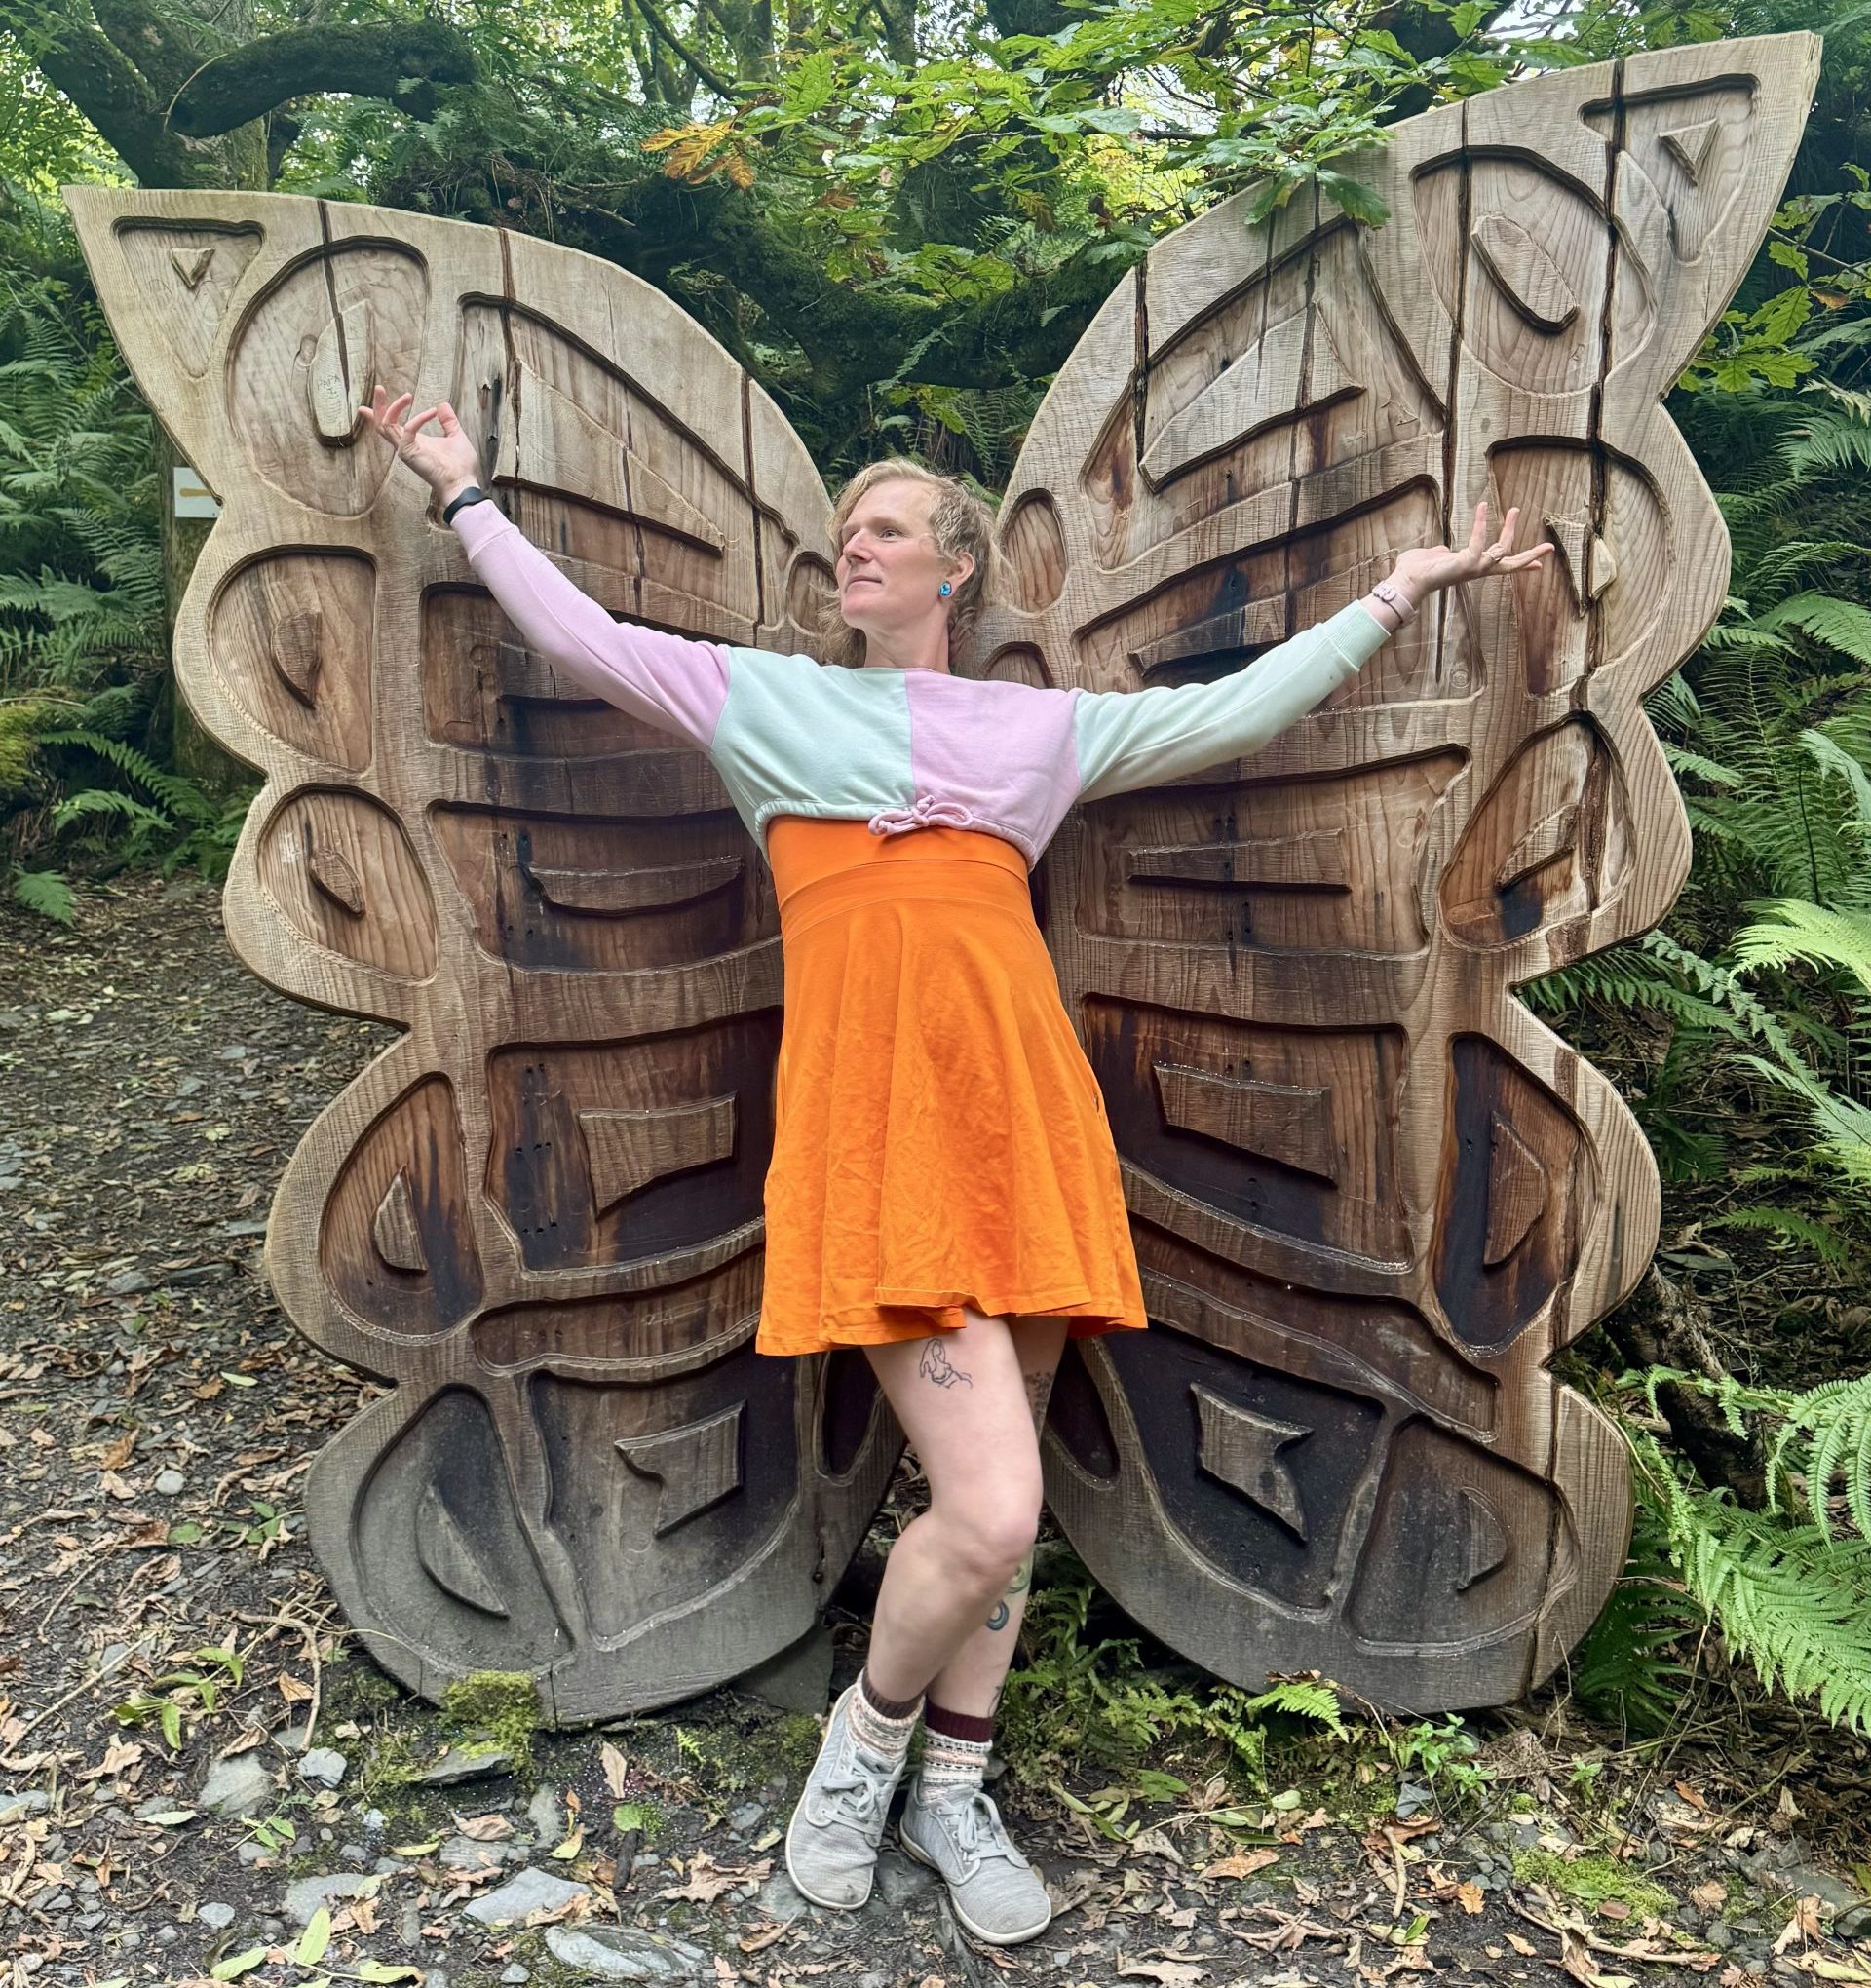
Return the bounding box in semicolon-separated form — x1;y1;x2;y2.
918;1699;994;1794
849;1667;923;1759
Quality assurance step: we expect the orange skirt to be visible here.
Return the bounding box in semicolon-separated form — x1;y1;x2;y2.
755;816;1150;1357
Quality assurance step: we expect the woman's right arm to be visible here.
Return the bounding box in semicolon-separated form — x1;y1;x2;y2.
361;390;731;753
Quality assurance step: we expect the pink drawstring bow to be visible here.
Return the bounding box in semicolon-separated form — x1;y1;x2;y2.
867;794;978;836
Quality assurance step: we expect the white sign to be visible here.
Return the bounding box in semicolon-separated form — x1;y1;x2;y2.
172;464;220;519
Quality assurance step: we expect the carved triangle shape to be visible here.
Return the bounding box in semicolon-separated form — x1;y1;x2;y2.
616;1402;745;1536
373;1169;427;1274
1456;1487;1509;1591
415;1483;510;1617
579;1097;738;1214
1661;118;1720;183
1483;1110;1549;1267
1192;1386;1311;1541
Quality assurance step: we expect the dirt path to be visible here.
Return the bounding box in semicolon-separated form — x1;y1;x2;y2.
3;878;1868;1988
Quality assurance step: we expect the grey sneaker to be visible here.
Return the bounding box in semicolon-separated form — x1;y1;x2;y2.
783;1683;909;1909
897;1775;1052;1945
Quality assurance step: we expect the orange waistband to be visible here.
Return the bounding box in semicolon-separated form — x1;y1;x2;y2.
768;815;1026;899
768;817;1032;936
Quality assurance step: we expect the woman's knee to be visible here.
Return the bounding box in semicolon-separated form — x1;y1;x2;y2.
933;1490;1041;1587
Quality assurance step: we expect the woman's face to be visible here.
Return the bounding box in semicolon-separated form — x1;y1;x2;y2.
834;479;970;635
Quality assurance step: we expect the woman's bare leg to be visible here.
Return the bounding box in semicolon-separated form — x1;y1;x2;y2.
859;1309;1045;1701
923;1315;1069;1716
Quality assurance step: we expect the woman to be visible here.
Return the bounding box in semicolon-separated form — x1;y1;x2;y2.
362;387;1548;1946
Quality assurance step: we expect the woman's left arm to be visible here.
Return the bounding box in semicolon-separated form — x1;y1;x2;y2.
1070;503;1551;805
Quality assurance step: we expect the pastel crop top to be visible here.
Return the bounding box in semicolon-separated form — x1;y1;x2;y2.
452;503;1394;868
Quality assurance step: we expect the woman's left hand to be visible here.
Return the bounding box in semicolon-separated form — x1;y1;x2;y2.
1390;502;1554;603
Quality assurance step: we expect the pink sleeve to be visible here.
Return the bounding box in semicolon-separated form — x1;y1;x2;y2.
452;503;732;749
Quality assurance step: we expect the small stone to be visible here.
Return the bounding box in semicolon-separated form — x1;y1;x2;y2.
153;1469;186;1496
1836;1901;1871;1940
235;1840;269;1866
0;1792;49;1824
339;1842;369;1865
427;1973;449;1988
440;1834;511;1872
502;1969;532;1985
545;1924;707;1981
76;1911;104;1931
874;1848;934;1907
410;1742;513;1787
154;1925;178;1945
400;1904;422;1947
526;1785;563;1842
1776;1868;1866;1915
729;1801;764;1834
196;1903;236;1930
753;1871;813;1923
200;1753;276;1818
362;1809;387;1833
260;1916;285;1940
296;1747;348;1788
466;1869;591;1927
283;1874;376;1927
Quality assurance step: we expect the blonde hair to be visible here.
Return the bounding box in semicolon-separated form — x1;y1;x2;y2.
819;458;996;668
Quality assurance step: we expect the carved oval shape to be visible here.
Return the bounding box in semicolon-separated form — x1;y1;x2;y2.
258;787;439;979
321;1075;482;1337
350;1388;561;1669
999;491;1068;611
210;552;376;772
228;243;429;516
1441;719;1630;950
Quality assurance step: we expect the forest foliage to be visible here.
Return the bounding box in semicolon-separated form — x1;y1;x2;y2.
6;0;1871;1742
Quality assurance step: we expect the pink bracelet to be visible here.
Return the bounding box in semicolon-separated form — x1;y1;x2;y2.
1368;577;1418;627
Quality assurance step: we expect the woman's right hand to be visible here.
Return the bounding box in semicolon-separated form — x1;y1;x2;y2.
359;388;484;507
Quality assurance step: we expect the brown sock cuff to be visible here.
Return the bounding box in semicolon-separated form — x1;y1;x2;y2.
859;1668;926;1722
924;1698;996;1744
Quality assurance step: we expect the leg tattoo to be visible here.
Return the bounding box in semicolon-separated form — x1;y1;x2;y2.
918;1340;973;1389
985;1548;1034;1630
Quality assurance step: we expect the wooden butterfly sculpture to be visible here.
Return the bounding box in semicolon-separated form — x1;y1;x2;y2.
68;30;1817;1717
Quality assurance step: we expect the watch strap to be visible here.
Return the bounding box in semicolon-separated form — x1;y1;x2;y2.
442;485;488;525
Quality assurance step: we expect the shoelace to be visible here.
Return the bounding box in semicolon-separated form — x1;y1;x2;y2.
867;794;978;836
814;1741;899;1831
922;1785;1026;1865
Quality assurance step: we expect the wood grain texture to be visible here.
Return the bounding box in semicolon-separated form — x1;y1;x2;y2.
62;31;1817;1718
969;31;1818;1711
64;187;897;1719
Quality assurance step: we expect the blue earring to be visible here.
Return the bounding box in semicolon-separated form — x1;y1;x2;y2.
939;581;952;596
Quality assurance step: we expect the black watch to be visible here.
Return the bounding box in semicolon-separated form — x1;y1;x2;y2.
442;484;489;525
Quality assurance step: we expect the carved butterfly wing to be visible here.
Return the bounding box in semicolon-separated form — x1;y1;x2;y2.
975;33;1819;1708
66;187;896;1716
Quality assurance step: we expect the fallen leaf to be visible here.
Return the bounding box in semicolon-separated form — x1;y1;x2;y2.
294;1908;331;1968
455;1812;515;1842
210;1951;268;1982
1117;1962;1206;1987
1507;1932;1540;1958
1691;1882;1728;1913
97;1432;137;1471
1674;1782;1709;1813
602;1740;630;1797
1200;1849;1279;1881
1775;1896;1824;1954
659;1853;772;1905
1456;1881;1485;1916
550;1826;586;1860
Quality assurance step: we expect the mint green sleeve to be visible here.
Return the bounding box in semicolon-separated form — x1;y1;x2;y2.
1070;601;1392;804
